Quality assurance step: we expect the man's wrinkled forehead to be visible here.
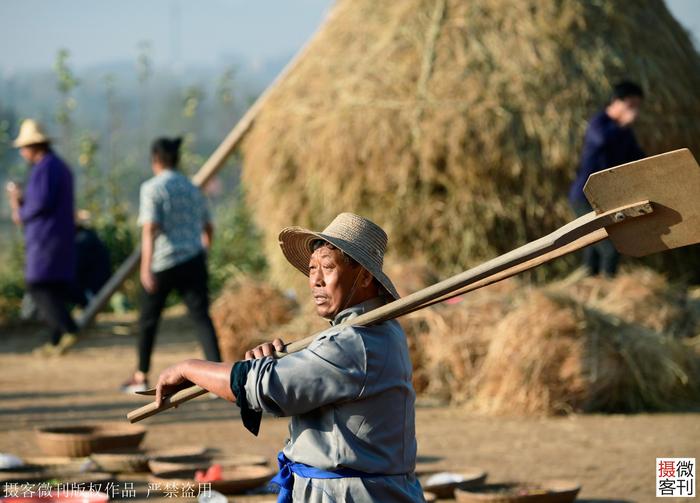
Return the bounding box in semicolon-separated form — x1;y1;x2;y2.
309;243;341;263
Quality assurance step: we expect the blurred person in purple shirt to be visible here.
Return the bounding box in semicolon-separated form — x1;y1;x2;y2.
6;119;78;355
568;81;645;277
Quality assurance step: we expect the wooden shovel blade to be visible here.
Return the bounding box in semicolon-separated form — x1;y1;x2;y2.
583;148;700;257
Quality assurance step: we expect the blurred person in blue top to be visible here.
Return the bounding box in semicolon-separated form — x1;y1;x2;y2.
71;209;111;307
568;81;645;277
6;119;78;356
120;137;221;392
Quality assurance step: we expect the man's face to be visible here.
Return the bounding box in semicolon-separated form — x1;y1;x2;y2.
19;147;35;164
308;245;360;319
616;96;642;127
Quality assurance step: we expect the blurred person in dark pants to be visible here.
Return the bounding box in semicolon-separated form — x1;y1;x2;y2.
72;210;111;307
568;81;645;277
120;137;221;393
6;119;78;355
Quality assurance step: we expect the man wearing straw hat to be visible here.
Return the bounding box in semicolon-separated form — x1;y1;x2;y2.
5;119;78;355
154;213;425;502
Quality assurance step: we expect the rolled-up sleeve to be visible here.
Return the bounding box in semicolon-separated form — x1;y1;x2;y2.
137;183;161;226
244;327;368;417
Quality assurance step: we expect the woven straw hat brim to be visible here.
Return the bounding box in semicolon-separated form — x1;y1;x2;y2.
13;135;51;148
13;120;51;148
279;226;400;300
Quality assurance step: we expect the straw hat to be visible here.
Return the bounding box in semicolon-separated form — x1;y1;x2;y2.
13;119;51;148
279;213;400;300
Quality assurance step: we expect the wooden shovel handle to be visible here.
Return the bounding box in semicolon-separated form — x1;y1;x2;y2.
127;201;653;423
127;386;208;423
279;200;651;355
395;226;609;318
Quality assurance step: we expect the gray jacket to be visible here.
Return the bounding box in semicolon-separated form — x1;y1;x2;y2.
244;297;425;502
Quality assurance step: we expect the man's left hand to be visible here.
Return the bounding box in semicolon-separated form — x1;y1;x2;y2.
245;338;285;360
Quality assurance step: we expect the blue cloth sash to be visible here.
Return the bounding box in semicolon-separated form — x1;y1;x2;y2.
270;452;389;503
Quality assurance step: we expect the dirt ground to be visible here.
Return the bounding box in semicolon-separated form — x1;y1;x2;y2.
1;306;698;503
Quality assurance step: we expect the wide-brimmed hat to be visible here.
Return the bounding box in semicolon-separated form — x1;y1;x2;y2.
13;119;51;148
279;212;400;300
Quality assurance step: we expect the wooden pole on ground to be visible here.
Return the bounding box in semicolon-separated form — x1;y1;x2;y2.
76;9;334;330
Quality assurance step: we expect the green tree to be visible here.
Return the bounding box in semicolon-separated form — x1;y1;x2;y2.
180;85;206;174
136;40;153;165
216;66;237;131
53;49;80;154
208;188;267;292
77;133;101;215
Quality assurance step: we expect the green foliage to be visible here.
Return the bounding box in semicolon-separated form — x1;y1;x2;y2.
0;236;26;324
182;85;205;119
77;133;101;214
94;209;136;273
217;67;236;107
0;119;11;161
208;190;267;293
179;132;205;176
54;49;80;94
1;44;264;321
54;49;79;131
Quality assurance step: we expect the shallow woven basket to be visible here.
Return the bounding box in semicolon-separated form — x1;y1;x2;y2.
90;448;150;473
148;456;211;475
35;423;146;457
147;446;211;459
149;465;276;495
455;481;581;503
421;469;488;498
149;453;268;475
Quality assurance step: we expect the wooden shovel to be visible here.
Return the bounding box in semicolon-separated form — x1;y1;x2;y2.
127;148;700;424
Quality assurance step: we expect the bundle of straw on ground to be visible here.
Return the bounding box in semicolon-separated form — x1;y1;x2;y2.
405;268;700;414
402;279;517;402
241;0;700;293
211;277;298;361
547;268;695;335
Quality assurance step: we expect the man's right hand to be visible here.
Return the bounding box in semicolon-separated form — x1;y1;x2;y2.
6;182;22;226
245;338;285;360
5;182;21;206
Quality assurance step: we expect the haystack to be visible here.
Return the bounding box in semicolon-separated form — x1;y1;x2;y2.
241;0;700;290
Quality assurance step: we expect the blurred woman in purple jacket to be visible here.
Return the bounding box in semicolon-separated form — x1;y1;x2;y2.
6;119;78;355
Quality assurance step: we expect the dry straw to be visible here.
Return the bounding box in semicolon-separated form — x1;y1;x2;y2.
211;277;298;361
403;268;700;414
241;0;700;291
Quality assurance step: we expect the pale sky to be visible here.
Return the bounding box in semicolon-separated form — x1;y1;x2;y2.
0;0;334;73
0;0;696;75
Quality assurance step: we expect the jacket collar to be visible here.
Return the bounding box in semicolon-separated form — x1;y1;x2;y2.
331;296;386;326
